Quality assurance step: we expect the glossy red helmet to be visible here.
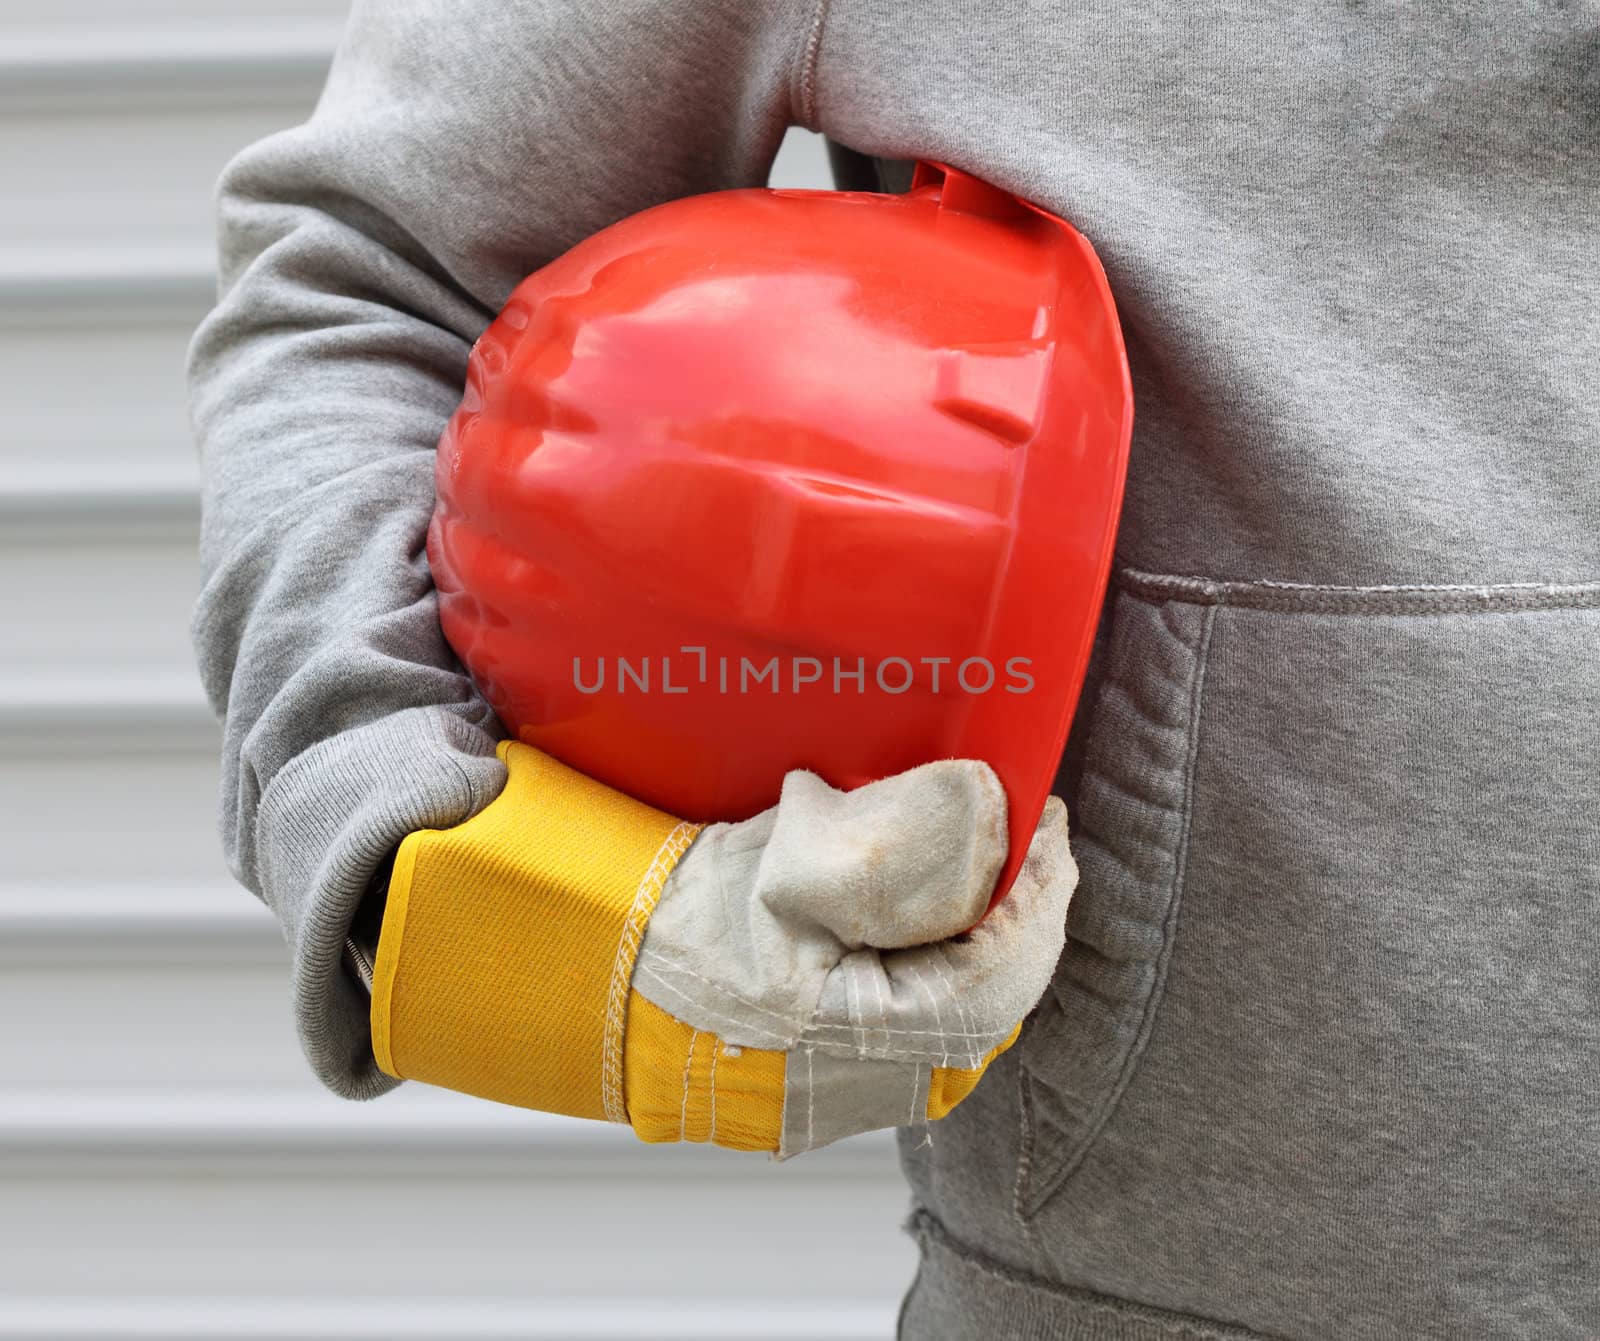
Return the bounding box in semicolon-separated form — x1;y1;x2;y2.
430;162;1133;904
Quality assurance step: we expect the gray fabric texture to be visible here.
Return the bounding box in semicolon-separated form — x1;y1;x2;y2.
187;0;1600;1335
900;1207;1273;1340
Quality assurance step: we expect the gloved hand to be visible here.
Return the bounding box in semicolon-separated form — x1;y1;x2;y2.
370;742;1076;1156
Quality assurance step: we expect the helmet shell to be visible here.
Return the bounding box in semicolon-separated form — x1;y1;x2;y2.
431;164;1133;903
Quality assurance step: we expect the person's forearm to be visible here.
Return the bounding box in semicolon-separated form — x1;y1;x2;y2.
187;0;809;1097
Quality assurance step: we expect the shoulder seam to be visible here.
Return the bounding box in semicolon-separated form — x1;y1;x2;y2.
795;0;832;129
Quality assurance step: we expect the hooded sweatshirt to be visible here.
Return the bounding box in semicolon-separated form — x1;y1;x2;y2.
187;2;1600;1337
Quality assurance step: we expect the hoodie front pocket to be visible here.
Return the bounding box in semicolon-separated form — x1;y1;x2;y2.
1012;568;1600;1338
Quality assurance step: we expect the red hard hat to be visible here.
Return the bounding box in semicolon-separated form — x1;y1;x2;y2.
430;162;1133;904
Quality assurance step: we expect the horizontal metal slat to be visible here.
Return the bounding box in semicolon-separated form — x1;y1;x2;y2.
0;1155;913;1326
0;485;200;538
0;526;205;683
0;880;269;950
0;253;215;321
0;750;227;895
0;292;210;518
0;1092;899;1172
0;1297;896;1341
2;96;321;257
0;33;336;110
0;672;214;748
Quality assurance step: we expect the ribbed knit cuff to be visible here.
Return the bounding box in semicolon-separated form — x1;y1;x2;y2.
254;705;508;1099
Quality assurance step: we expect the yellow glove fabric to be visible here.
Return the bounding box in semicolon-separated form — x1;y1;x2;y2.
371;740;1009;1149
371;741;698;1123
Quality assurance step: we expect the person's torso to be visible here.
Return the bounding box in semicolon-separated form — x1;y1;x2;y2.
813;0;1600;584
802;5;1600;1336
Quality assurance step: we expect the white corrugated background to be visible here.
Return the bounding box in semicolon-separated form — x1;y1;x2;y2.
0;4;915;1336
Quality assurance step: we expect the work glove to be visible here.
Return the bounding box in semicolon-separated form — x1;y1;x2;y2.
370;741;1075;1156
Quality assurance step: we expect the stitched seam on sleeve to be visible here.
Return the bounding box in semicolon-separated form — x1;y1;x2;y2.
795;0;832;128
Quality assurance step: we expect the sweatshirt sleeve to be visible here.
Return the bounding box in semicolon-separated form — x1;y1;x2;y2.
186;0;817;1099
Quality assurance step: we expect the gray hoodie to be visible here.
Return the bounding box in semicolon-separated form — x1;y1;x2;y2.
187;2;1600;1337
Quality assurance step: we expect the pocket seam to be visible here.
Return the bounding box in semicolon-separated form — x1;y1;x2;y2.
1117;568;1600;614
1016;596;1219;1221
